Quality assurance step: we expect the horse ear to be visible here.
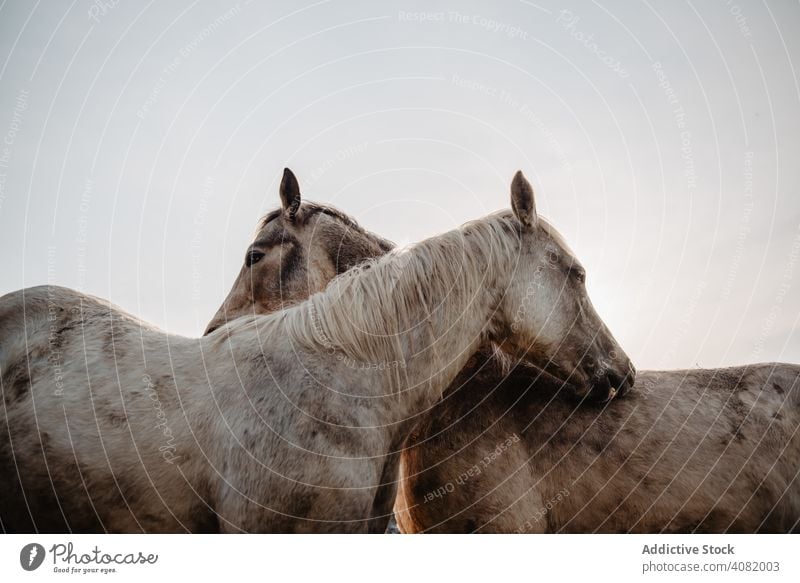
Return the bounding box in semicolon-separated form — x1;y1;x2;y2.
280;167;301;221
510;170;537;227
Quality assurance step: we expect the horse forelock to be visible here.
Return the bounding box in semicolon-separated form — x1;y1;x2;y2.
259;208;283;229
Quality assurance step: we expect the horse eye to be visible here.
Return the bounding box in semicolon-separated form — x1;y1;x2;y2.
246;250;266;267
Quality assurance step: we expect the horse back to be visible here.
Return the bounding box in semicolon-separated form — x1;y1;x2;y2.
0;286;219;533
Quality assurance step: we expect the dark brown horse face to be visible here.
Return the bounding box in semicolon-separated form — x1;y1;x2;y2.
500;171;635;402
204;169;394;334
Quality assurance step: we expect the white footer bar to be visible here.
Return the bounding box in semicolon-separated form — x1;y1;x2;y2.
1;534;797;582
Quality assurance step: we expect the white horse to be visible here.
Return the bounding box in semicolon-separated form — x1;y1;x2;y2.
0;171;634;532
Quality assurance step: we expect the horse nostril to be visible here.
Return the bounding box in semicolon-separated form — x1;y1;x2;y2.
595;371;618;399
613;364;636;397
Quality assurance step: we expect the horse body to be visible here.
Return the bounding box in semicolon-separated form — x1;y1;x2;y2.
2;172;631;532
394;358;800;533
0;285;434;532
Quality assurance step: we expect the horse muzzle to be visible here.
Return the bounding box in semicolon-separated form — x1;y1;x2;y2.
585;360;636;402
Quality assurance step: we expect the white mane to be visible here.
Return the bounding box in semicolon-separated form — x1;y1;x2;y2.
264;210;522;392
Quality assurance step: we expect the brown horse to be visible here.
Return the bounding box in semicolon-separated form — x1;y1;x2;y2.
394;356;800;533
205;169;393;334
212;173;800;533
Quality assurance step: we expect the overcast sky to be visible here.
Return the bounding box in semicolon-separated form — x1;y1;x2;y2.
0;0;798;370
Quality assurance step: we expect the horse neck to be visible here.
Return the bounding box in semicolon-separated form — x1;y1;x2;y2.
285;215;516;414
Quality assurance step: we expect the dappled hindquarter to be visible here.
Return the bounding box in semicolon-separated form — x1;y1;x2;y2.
544;365;800;533
0;286;220;532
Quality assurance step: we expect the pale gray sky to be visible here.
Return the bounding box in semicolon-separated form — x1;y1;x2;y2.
0;0;798;370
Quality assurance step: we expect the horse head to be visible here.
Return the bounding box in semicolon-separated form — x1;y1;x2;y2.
493;171;635;401
204;168;394;334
